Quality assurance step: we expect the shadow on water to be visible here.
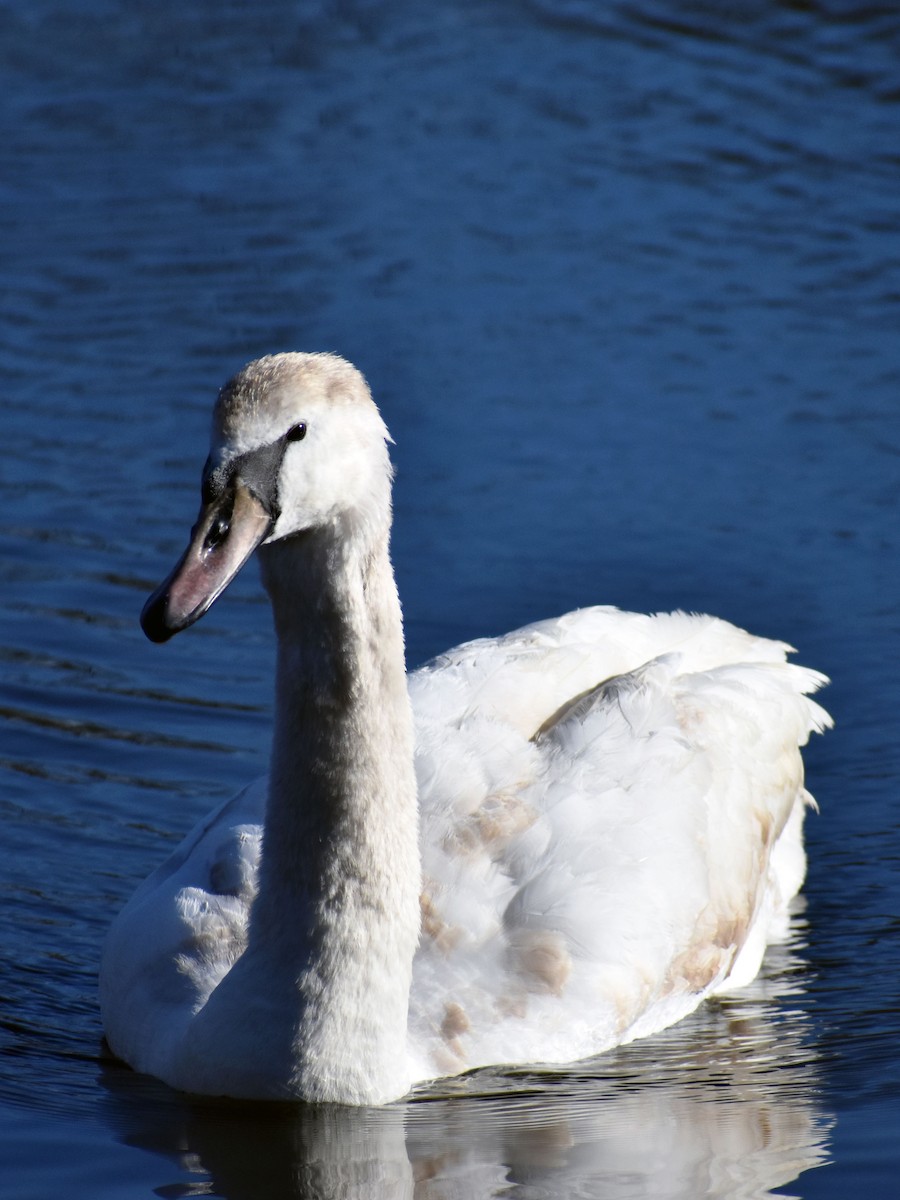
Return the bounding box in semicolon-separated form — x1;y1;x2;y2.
93;929;831;1199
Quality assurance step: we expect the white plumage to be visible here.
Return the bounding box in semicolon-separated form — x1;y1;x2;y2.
101;353;830;1104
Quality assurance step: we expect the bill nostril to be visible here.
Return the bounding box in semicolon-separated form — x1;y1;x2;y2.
204;513;230;551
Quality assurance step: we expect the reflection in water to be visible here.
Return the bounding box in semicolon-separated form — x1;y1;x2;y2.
98;931;830;1200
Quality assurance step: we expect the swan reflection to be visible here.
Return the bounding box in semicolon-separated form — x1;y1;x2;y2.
100;926;830;1200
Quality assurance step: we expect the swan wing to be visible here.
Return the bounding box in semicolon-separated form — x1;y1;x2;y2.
407;609;829;1079
100;776;266;1079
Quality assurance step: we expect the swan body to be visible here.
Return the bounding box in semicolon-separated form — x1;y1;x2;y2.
101;353;830;1104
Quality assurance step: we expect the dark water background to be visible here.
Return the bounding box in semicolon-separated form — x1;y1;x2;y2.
2;1;899;1196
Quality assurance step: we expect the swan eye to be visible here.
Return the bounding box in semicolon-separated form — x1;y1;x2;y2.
286;422;307;443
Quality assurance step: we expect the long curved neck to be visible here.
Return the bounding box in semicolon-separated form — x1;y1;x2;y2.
252;517;420;1103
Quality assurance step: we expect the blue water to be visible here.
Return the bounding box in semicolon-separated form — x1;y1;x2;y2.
1;1;899;1195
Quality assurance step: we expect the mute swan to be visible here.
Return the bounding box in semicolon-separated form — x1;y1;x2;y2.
101;352;831;1105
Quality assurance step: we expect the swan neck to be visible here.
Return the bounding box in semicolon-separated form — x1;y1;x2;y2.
250;522;419;1103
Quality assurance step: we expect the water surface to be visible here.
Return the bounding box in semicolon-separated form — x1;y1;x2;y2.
2;2;899;1196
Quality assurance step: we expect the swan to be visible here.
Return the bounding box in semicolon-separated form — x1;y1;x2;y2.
100;352;831;1105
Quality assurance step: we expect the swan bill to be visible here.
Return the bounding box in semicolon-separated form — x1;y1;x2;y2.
141;481;272;643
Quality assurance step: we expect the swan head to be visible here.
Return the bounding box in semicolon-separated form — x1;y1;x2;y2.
141;352;391;643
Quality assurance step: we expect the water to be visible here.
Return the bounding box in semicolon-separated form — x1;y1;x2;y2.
1;0;898;1195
